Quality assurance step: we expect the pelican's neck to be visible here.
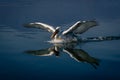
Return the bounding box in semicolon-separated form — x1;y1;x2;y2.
54;34;58;39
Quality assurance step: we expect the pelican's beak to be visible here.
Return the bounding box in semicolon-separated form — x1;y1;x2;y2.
51;30;59;39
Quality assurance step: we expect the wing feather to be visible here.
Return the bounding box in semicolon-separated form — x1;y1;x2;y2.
62;20;98;35
24;22;55;33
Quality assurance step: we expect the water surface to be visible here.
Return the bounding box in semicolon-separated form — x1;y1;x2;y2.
0;0;120;80
0;25;120;80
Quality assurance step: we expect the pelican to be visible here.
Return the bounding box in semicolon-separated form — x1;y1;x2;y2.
24;20;98;43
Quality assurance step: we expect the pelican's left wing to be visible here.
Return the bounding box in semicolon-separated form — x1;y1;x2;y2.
24;22;55;33
62;20;98;35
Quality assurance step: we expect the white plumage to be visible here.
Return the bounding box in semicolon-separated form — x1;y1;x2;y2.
24;20;98;43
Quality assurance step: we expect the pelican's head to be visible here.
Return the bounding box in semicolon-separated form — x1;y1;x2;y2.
55;27;60;30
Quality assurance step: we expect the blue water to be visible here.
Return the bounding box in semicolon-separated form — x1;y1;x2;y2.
0;0;120;80
0;25;120;80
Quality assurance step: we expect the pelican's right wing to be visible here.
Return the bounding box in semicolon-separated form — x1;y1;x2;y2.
62;20;98;35
24;22;55;33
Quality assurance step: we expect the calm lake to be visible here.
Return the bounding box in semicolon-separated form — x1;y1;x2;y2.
0;24;120;80
0;0;120;80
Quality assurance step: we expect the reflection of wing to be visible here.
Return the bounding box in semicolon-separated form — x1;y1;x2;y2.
62;20;98;35
25;49;54;56
63;48;99;69
24;22;55;33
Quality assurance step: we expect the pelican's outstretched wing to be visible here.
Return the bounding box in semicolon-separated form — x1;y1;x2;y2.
24;22;55;33
62;20;98;35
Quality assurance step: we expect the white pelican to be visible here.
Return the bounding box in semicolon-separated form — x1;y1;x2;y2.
24;20;98;43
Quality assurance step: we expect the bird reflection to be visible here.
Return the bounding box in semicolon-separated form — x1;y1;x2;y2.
25;42;100;69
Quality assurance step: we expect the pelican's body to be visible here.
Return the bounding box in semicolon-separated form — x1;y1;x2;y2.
48;37;78;43
48;38;65;43
24;20;98;43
